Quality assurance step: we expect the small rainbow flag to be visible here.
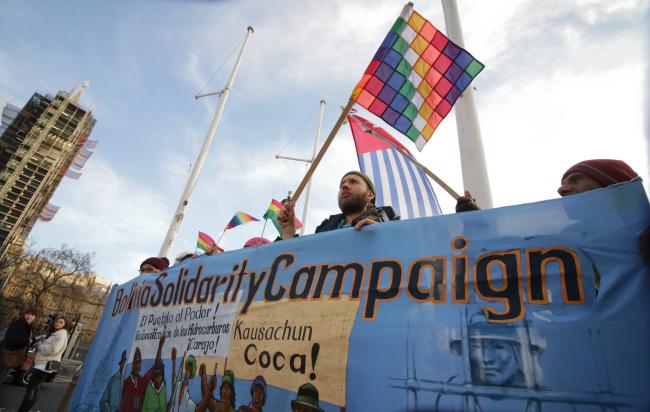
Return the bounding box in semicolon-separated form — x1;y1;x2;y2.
263;199;302;235
225;211;260;230
197;231;216;252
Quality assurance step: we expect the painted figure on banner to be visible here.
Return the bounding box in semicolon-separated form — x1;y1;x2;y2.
196;367;236;412
100;350;127;412
141;347;176;412
400;306;539;411
289;383;325;412
448;312;544;389
398;302;638;412
120;336;167;412
174;354;200;412
432;311;546;412
215;370;236;412
236;375;266;412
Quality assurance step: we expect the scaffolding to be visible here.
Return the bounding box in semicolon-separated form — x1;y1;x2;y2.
0;88;96;264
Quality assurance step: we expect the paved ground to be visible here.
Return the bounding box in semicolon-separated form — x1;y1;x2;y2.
0;382;69;412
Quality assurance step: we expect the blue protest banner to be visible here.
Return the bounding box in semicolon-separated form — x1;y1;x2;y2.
70;180;650;412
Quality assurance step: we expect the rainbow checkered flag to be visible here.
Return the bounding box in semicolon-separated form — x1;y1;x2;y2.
352;3;484;151
225;211;259;230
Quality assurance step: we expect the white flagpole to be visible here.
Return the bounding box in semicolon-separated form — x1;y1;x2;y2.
441;0;493;208
159;26;254;257
299;100;326;235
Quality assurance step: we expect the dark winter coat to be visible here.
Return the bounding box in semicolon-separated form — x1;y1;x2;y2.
2;318;32;351
314;206;399;233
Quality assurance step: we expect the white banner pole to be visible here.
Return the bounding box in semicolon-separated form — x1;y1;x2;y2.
159;27;255;257
441;0;493;208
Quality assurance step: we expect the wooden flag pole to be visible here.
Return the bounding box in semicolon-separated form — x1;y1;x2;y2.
407;156;460;200
291;98;356;203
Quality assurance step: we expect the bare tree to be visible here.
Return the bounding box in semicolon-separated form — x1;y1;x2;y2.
0;244;95;325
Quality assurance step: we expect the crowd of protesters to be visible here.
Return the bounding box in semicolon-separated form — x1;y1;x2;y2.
145;158;647;270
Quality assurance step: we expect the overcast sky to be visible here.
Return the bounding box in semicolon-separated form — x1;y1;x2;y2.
1;0;648;284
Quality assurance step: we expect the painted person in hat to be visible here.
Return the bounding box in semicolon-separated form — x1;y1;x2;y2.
176;354;199;412
140;256;170;274
237;375;266;412
196;368;237;412
440;312;546;411
449;312;545;388
141;345;176;412
278;171;399;239
100;350;127;412
216;369;237;412
120;336;168;412
290;383;325;412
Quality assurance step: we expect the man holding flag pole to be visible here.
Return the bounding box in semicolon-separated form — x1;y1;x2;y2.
278;171;399;239
279;1;487;227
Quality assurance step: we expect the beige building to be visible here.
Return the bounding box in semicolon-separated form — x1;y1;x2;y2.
0;84;96;263
0;255;111;359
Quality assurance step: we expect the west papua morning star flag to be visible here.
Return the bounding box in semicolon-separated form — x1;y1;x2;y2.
352;3;484;151
348;113;441;219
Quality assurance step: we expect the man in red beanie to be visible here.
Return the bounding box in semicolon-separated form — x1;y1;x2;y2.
455;159;648;263
139;256;170;274
557;159;639;196
558;159;648;264
457;159;640;210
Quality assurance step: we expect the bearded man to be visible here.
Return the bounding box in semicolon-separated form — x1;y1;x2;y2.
278;171;398;239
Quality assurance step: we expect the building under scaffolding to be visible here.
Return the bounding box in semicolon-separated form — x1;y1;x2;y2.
0;85;96;264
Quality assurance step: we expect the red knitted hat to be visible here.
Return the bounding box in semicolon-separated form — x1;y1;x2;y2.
243;237;271;248
562;159;638;187
140;256;170;271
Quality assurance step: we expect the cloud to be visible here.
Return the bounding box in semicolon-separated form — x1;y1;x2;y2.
29;158;171;283
170;0;415;103
478;0;648;91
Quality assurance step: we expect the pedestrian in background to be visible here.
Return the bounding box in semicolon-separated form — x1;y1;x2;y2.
0;309;36;383
17;316;68;412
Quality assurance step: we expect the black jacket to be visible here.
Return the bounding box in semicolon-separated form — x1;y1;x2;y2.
2;318;32;351
315;206;399;233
